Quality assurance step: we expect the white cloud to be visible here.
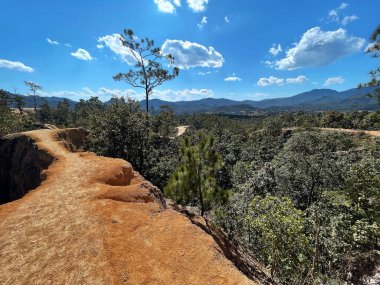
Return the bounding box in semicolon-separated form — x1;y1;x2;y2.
0;59;34;72
47;38;59;45
154;0;208;14
98;34;141;65
328;9;340;22
339;2;348;10
269;43;282;56
342;15;359;26
257;76;284;87
286;75;309;84
97;44;104;49
224;16;230;23
161;39;224;69
324;76;345;86
327;2;358;25
197;71;211;75
152;88;213;101
71;48;93;61
328;2;348;22
224;75;242;82
274;27;365;70
198;16;207;29
187;0;208;12
154;0;180;13
65;43;72;48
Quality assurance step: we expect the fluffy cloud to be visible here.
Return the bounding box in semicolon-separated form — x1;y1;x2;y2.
286;75;309;84
187;0;208;12
98;34;141;65
224;16;230;23
198;16;207;29
152;88;213;101
257;75;309;86
71;48;93;61
0;59;34;72
47;38;59;45
154;0;181;13
269;44;282;56
224;76;242;82
257;76;284;87
154;0;207;14
39;87;212;102
323;76;345;86
342;15;359;26
274;27;365;70
161;39;224;69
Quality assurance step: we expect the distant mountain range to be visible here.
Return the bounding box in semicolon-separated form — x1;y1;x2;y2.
5;87;378;113
140;87;378;113
6;92;77;108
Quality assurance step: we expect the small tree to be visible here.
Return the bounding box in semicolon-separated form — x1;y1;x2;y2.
113;29;179;113
0;89;22;136
359;25;380;104
14;96;25;116
0;89;9;107
164;134;228;216
247;195;310;282
54;99;72;127
38;101;53;123
86;97;146;170
24;81;42;111
12;88;25;116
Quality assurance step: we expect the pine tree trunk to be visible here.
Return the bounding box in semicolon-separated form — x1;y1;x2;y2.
145;90;149;114
33;92;37;112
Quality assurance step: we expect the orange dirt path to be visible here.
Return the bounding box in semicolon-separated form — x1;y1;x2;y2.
0;129;256;285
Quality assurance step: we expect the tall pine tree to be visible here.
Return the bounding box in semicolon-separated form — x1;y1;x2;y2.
165;134;229;216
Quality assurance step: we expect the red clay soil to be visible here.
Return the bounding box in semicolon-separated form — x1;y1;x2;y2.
0;129;258;285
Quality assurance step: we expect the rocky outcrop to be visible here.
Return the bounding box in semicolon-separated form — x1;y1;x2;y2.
0;134;54;204
0;128;271;285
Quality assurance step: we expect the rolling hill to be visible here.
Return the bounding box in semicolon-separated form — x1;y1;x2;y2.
4;87;378;113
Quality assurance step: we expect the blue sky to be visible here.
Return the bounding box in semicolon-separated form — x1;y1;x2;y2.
0;0;379;101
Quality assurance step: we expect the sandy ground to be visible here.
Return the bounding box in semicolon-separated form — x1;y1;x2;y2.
175;126;190;137
0;129;256;285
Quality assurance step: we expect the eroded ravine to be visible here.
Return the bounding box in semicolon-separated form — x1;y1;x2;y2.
0;129;266;285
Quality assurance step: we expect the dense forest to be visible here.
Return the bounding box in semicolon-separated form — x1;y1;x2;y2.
1;89;379;284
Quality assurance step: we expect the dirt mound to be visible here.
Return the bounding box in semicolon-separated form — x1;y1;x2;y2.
0;128;270;285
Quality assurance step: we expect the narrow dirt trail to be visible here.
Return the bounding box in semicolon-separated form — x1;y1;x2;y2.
0;129;115;284
0;129;259;285
280;127;380;137
318;127;380;137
